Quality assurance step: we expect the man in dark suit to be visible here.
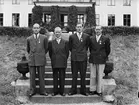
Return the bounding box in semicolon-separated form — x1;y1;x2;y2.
27;23;48;97
68;23;90;96
48;27;69;96
89;26;111;96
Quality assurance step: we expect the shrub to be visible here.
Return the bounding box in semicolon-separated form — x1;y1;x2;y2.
49;6;61;31
32;6;43;26
84;3;96;28
0;27;32;37
68;5;78;32
83;26;139;36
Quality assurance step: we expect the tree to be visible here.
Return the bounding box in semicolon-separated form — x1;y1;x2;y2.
85;3;96;28
68;5;78;32
32;6;43;26
49;6;60;31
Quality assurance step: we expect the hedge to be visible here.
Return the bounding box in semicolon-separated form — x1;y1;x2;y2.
0;27;32;37
0;26;139;37
83;26;139;36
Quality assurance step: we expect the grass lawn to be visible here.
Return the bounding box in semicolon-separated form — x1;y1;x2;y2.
0;34;138;105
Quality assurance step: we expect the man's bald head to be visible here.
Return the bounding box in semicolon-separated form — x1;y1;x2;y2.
54;27;62;32
54;27;62;38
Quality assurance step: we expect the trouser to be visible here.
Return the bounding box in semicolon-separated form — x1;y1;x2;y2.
52;68;66;94
71;61;87;93
29;66;45;94
89;63;105;93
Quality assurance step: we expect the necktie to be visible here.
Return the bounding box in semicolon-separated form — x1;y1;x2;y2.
35;34;37;39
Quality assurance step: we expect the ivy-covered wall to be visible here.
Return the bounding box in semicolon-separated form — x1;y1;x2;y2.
68;5;78;32
32;6;43;26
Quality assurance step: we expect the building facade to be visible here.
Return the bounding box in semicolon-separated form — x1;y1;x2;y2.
0;0;138;27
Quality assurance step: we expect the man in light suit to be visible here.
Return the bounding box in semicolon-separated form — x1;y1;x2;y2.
89;26;111;96
27;23;48;97
48;27;69;96
68;23;90;96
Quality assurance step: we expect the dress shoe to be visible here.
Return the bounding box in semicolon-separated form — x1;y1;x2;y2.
89;91;97;95
80;92;88;96
60;93;66;96
40;93;48;96
96;92;102;96
29;93;36;97
51;93;58;96
68;92;77;96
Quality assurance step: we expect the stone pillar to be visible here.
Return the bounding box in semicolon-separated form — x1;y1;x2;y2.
102;78;116;103
11;79;30;104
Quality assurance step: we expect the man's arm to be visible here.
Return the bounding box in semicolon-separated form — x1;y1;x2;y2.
26;38;30;54
44;36;48;54
68;35;72;52
105;37;111;57
48;41;52;59
65;40;69;59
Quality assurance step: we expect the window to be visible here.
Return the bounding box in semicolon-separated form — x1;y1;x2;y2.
96;14;100;26
123;0;131;6
28;14;32;27
92;0;100;6
12;14;20;26
12;0;20;4
108;14;115;26
0;13;3;26
28;0;33;5
43;14;51;23
77;14;84;25
107;0;115;6
123;14;131;26
0;0;4;4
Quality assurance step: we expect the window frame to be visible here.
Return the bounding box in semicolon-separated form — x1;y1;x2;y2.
12;0;20;5
123;14;131;26
77;14;84;25
12;13;20;26
107;0;115;6
0;13;3;26
123;0;131;6
108;14;115;26
96;14;100;26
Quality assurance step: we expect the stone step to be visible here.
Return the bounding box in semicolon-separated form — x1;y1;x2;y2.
30;95;102;104
35;78;92;85
46;60;90;66
35;85;91;93
45;66;90;72
36;72;90;78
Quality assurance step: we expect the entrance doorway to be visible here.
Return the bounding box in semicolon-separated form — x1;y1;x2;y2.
60;14;68;28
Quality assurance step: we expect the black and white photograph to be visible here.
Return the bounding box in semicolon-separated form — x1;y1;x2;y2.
0;0;139;105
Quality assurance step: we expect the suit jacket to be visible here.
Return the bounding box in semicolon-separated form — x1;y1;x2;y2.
27;34;48;66
69;33;90;61
89;35;110;64
48;38;69;68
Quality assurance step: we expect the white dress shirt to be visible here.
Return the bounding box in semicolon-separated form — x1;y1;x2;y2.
96;34;102;42
77;32;82;40
56;37;61;44
34;33;39;39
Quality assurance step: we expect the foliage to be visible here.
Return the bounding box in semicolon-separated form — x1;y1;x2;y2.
83;26;139;36
68;5;78;32
0;27;32;37
32;6;43;26
84;3;96;28
49;6;60;31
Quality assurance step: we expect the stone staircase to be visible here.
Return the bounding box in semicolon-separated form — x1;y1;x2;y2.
30;54;102;104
